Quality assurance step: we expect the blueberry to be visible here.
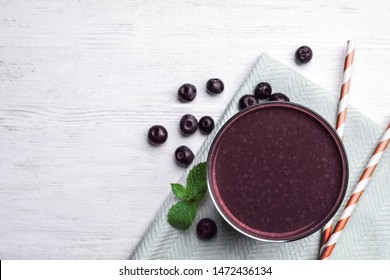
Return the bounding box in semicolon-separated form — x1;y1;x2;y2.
175;146;194;167
239;94;258;110
199;116;215;135
179;114;198;136
148;125;168;145
269;93;290;102
196;218;217;240
206;78;224;95
178;83;197;102
254;82;272;99
295;46;313;64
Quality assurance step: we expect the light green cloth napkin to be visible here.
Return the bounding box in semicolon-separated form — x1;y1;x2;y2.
131;54;390;260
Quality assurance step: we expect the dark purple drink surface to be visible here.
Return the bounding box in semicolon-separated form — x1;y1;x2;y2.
208;102;348;241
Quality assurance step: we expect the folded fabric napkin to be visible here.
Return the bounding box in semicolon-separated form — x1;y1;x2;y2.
131;54;390;260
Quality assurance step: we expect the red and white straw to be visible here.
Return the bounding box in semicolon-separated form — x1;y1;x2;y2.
336;40;355;140
319;40;355;256
320;123;390;260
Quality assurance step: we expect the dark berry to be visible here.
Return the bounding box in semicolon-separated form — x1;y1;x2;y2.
148;125;168;145
239;94;258;110
269;93;290;102
206;78;224;95
179;114;198;136
254;82;272;99
175;146;194;167
196;218;217;240
199;116;215;135
295;46;313;64
178;83;197;102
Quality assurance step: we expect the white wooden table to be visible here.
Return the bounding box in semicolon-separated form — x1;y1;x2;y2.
1;0;389;259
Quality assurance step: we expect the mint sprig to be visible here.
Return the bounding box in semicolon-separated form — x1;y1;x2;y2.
167;162;207;230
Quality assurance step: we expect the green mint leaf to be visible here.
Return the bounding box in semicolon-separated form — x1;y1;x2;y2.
186;162;207;202
167;201;197;230
171;183;187;200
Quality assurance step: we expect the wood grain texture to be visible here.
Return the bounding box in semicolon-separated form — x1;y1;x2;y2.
0;0;389;259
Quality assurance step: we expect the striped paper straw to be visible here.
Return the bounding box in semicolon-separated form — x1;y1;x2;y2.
336;40;355;140
320;123;390;260
320;40;355;256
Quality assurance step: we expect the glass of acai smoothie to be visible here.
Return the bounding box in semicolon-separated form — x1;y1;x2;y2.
207;102;348;242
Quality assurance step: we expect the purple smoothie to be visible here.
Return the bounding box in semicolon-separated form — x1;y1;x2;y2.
207;102;348;241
